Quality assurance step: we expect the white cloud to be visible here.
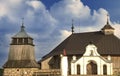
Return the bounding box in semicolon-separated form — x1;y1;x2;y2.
113;23;120;38
26;1;45;10
60;30;71;40
50;0;109;32
0;0;23;22
0;3;8;18
50;0;90;24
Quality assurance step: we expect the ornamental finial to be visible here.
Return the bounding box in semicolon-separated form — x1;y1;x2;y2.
107;13;109;24
21;18;25;32
71;19;74;34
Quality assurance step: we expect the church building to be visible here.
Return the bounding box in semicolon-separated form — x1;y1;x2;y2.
39;17;120;76
3;16;120;76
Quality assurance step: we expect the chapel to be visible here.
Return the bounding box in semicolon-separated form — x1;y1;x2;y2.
39;16;120;76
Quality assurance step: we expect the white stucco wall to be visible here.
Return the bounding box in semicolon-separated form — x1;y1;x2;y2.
71;56;112;75
71;44;113;75
61;55;68;76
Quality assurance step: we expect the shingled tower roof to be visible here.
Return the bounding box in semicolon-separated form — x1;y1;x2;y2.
101;20;114;30
13;23;32;38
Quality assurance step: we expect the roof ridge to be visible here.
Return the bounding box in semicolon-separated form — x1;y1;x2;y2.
73;31;101;35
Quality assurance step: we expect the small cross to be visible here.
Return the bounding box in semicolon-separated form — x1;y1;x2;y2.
71;19;74;34
21;18;25;30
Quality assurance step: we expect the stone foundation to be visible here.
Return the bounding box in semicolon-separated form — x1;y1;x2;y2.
3;68;39;76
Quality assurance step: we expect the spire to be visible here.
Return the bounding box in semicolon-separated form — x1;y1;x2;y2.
12;18;32;38
21;18;25;32
71;19;74;34
22;18;24;26
101;13;114;30
106;13;109;25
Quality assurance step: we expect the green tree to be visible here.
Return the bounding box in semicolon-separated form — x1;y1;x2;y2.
0;68;3;76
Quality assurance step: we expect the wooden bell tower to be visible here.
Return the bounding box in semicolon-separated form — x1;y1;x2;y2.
3;21;39;76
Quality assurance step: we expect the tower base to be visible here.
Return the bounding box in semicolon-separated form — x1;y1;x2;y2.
3;68;39;76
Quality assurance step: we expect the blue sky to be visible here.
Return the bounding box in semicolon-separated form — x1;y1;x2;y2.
0;0;120;68
41;0;120;22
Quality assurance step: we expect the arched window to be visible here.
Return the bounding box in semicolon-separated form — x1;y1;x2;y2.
77;64;80;75
87;61;97;75
103;65;107;75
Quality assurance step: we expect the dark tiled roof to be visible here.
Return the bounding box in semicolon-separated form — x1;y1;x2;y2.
3;60;40;68
42;31;120;60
